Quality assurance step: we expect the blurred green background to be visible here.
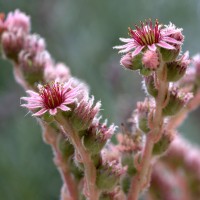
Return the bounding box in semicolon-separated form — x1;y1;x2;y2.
0;0;200;199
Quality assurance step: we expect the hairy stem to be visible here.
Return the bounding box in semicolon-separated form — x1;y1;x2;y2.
55;114;100;200
43;124;78;200
128;63;169;200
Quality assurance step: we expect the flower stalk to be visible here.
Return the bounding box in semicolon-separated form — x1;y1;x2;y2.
54;114;100;200
128;61;169;200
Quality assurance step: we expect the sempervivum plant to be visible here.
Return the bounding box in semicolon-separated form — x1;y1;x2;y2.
1;10;200;200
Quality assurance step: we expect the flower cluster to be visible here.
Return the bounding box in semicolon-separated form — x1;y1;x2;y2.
114;19;184;73
1;10;200;200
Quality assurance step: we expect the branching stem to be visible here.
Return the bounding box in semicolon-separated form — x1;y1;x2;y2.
55;114;100;200
128;62;169;200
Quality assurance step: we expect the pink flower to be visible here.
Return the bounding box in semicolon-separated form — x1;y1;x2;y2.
5;9;30;33
114;19;183;56
21;79;81;116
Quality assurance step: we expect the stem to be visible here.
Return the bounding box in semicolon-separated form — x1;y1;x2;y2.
55;114;100;200
42;124;78;200
128;63;169;200
58;155;78;200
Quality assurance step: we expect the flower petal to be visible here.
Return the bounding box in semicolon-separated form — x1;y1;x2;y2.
26;90;40;97
119;44;136;53
131;46;144;57
22;104;42;109
119;38;134;43
163;36;182;44
63;98;77;105
58;105;71;112
49;108;57;115
157;41;175;49
32;108;47;116
148;44;156;51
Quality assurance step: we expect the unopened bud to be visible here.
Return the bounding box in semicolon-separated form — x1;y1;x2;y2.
5;9;30;33
163;87;193;116
166;51;190;82
57;134;74;160
71;96;101;131
96;160;124;191
1;30;24;61
19;50;51;85
24;34;46;54
139;67;152;76
160;23;184;62
136;99;154;133
121;153;136;176
144;74;158;97
83;121;116;154
142;50;160;70
159;46;180;62
153;130;174;155
120;52;143;70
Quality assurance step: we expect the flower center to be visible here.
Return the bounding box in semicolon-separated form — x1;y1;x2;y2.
129;19;161;46
40;82;64;109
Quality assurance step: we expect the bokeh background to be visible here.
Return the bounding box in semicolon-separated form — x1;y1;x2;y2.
1;0;200;199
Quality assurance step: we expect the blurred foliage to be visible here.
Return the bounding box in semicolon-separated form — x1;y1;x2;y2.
0;0;200;199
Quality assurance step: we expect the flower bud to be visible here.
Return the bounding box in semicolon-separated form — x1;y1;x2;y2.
120;52;143;70
96;160;125;191
163;87;193;116
136;98;154;133
121;153;137;176
1;29;24;61
5;9;30;33
55;63;71;82
144;74;158;97
24;34;46;54
142;50;160;70
83;120;116;155
153;130;174;155
44;62;71;83
159;47;180;62
160;23;184;62
71;96;101;131
166;51;190;82
139;67;152;76
57;134;74;160
116;132;142;153
18;50;51;85
70;77;90;102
